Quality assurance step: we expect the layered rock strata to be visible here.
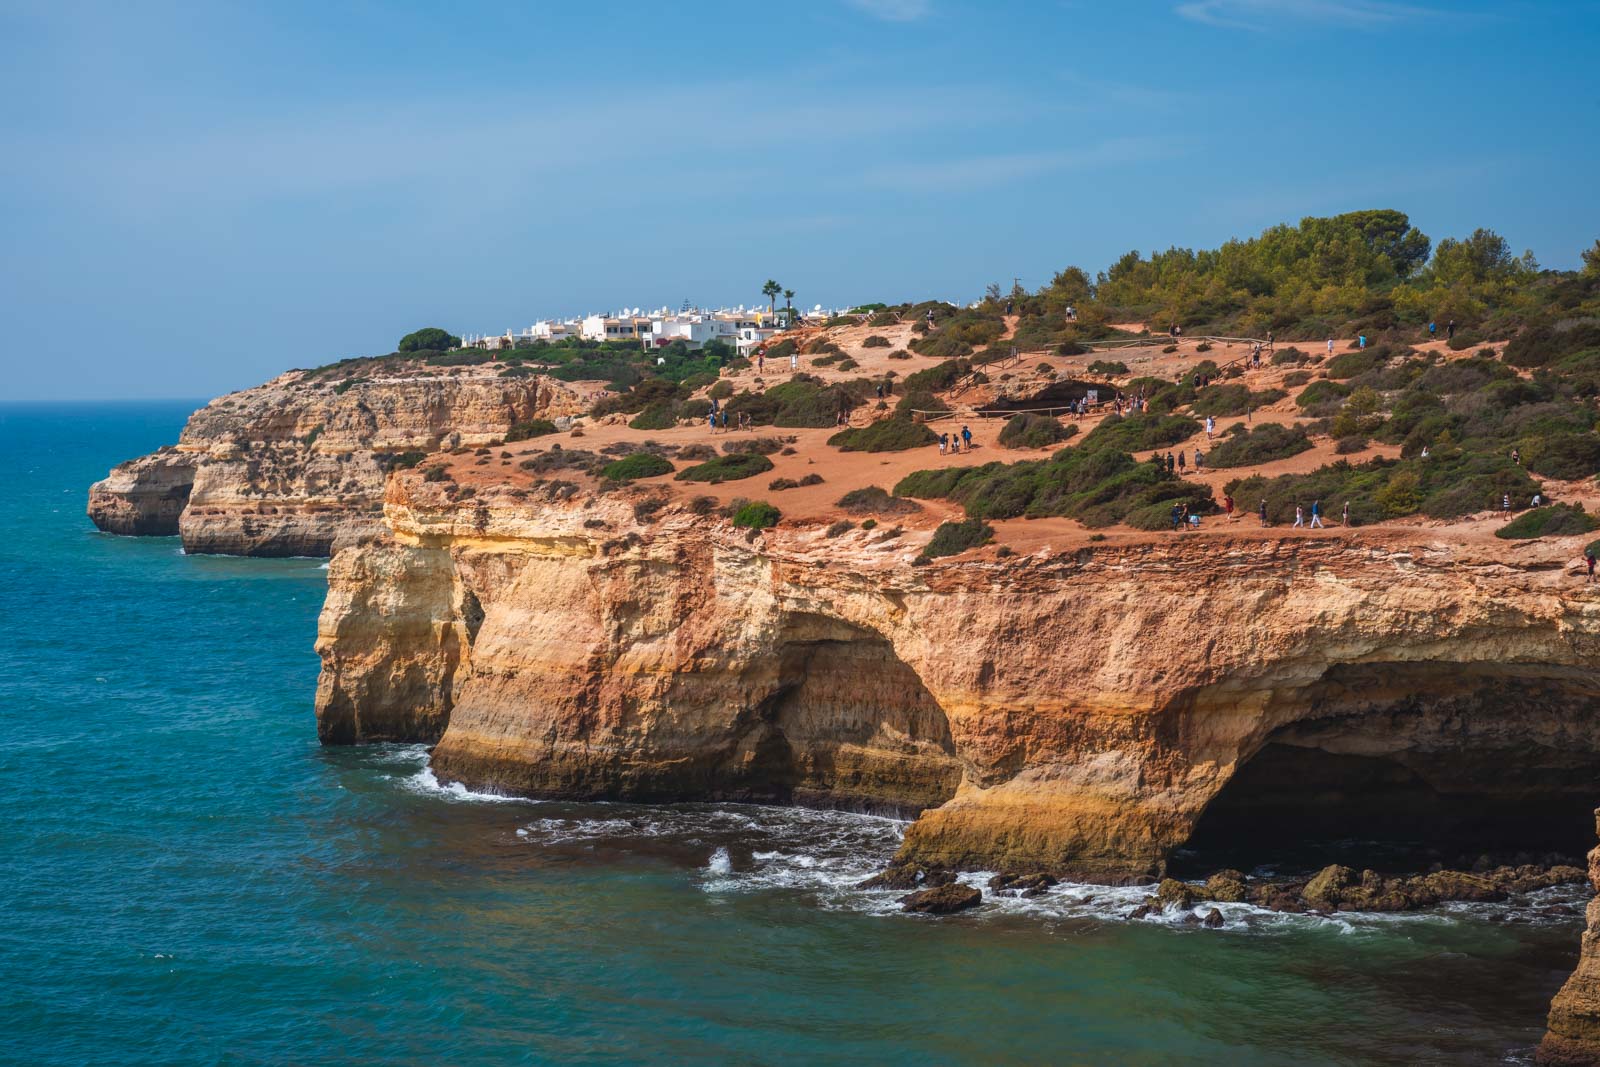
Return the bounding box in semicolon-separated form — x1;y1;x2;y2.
89;370;584;556
315;473;1600;881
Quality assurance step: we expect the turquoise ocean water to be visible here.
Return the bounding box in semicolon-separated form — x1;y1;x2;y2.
0;402;1585;1065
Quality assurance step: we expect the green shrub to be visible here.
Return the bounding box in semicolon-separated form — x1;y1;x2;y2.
732;501;782;530
895;444;1212;526
1080;412;1199;452
1205;423;1313;467
902;358;972;393
506;419;560;442
1325;350;1381;379
1271;347;1309;366
888;349;912;360
601;453;675;481
627;402;679;431
863;335;892;348
1283;370;1313;387
1087;360;1129;376
399;327;462;352
675;452;775;483
921;518;994;559
1191;385;1287;417
999;412;1077;449
837;486;922;516
1295;379;1352;416
425;349;496;367
829;417;938;452
389;451;427;469
826;519;854;537
1525;433;1600;480
1495;504;1599;540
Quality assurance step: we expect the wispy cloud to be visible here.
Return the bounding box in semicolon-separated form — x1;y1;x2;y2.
844;0;932;22
1175;0;1432;30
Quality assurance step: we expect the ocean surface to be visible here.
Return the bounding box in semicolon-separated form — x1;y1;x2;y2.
0;401;1586;1066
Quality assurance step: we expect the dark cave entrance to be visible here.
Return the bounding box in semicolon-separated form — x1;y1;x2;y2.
1172;741;1599;877
728;615;963;817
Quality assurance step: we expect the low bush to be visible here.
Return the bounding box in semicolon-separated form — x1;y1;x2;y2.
1334;435;1370;455
1523;432;1600;480
675;452;775;483
1296;379;1352;417
1325;350;1381;379
998;412;1077;449
837;486;922;516
389;451;427;469
1087;359;1129;376
1495;504;1599;540
506;418;559;441
1271;347;1309;366
1205;423;1313;468
895;444;1212;526
888;349;912;360
601;453;674;481
1080;412;1199;452
863;335;892;348
731;501;781;530
902;358;972;394
1283;370;1313;388
825;519;854;537
1190;385;1287;417
921;518;994;559
828;417;938;453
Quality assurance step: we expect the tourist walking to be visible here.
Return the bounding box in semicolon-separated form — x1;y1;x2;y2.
938;432;948;456
1293;504;1305;528
719;409;729;431
1343;501;1351;527
1194;449;1204;471
1359;334;1367;350
1428;320;1437;340
1177;451;1186;473
1326;337;1335;356
790;352;799;372
1448;320;1456;341
961;425;973;452
1223;493;1234;518
1170;503;1184;531
1259;499;1269;527
1205;415;1215;441
1310;500;1324;528
1165;452;1175;474
707;410;717;434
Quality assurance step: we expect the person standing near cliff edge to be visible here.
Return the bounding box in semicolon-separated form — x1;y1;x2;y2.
1259;499;1269;526
1586;548;1596;584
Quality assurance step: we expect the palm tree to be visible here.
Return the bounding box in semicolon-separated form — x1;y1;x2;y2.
762;279;781;316
783;288;794;311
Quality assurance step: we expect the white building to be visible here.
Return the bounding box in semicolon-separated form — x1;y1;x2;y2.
736;325;781;357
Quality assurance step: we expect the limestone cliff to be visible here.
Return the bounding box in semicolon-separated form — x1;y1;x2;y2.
88;369;586;556
314;471;1600;882
1543;814;1600;1065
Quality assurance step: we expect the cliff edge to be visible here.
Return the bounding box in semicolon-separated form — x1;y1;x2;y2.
88;366;586;556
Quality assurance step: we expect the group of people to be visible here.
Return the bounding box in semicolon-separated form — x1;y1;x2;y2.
706;407;754;433
937;425;974;456
1159;449;1204;473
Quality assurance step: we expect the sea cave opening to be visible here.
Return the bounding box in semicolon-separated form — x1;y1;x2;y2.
1170;663;1600;878
729;614;962;818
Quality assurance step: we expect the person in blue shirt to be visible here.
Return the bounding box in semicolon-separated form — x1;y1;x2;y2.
1310;499;1324;528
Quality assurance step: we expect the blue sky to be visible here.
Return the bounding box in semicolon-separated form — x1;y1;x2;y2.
3;0;1596;400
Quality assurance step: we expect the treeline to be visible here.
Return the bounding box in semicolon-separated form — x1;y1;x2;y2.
950;210;1598;348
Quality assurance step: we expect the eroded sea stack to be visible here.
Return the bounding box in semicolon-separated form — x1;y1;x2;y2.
88;367;585;556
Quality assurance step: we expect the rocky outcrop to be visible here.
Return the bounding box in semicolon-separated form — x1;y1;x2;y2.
1542;814;1600;1065
89;368;586;556
314;473;1600;882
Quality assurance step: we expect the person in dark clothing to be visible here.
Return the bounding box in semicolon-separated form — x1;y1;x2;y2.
1447;320;1456;341
1170;503;1183;531
1259;499;1269;527
961;425;972;451
1177;451;1186;473
1588;549;1597;584
1166;452;1175;474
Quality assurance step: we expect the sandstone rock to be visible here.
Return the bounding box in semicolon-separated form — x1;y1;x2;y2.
1153;878;1195;910
1204;870;1249;903
861;864;954;891
899;882;982;915
989;872;1059;897
90;368;585;557
1302;864;1356;910
1202;907;1225;928
1128;904;1153;920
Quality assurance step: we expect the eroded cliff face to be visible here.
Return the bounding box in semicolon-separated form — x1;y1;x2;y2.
1542;813;1600;1065
314;475;1600;881
88;370;586;556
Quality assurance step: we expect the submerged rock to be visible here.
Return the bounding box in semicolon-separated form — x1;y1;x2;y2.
989;872;1059;897
899;883;982;915
1202;907;1225;928
860;863;955;891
